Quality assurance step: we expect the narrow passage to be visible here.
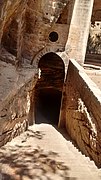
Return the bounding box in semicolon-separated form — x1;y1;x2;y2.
35;88;62;125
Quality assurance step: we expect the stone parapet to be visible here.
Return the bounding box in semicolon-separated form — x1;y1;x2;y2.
64;59;101;167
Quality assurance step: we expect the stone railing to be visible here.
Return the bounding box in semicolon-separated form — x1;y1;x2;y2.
64;59;101;167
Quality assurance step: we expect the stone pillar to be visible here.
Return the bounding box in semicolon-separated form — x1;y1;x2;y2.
65;0;94;65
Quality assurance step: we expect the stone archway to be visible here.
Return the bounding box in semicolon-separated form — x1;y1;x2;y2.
31;46;69;76
34;52;65;125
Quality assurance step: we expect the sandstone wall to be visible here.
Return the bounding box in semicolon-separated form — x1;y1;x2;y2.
0;0;69;66
23;0;69;61
0;0;26;44
62;59;101;167
0;62;38;147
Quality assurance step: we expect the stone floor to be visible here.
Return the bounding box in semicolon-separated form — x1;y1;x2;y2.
0;124;101;180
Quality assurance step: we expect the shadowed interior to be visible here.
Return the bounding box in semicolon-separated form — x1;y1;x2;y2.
35;88;62;125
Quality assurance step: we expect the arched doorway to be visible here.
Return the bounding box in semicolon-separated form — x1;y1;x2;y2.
34;52;65;125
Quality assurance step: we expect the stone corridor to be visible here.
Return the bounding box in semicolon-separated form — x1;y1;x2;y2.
0;124;101;180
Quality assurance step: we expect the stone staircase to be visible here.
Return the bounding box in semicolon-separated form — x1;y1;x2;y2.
0;124;101;180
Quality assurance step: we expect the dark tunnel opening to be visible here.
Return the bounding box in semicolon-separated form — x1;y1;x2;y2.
35;88;62;125
34;52;65;125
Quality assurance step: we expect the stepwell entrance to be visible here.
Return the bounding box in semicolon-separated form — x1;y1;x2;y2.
35;52;65;125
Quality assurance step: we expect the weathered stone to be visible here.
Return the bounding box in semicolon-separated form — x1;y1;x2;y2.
0;0;101;169
80;125;90;145
63;60;101;167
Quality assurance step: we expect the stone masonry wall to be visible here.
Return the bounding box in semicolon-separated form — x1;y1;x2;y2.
23;0;69;61
0;64;38;147
64;59;101;167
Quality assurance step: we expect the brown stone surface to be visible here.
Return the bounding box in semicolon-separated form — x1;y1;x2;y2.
0;60;17;103
61;60;101;167
0;57;38;147
0;58;37;105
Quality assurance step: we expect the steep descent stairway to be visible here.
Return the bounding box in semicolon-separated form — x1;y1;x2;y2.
0;124;101;180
